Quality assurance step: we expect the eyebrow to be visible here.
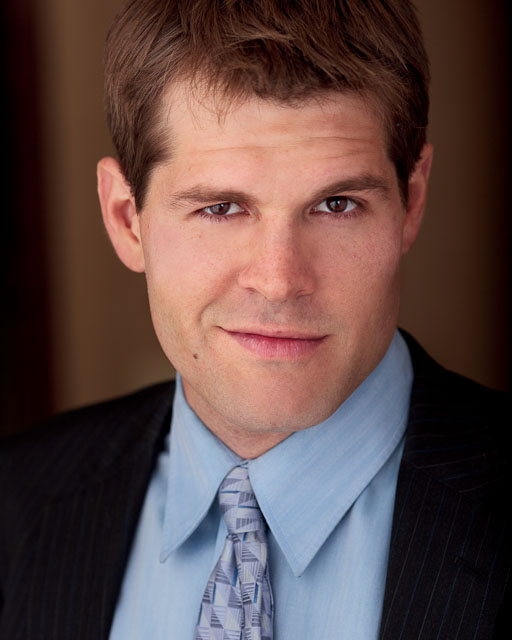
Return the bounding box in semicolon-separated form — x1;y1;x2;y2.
165;174;391;209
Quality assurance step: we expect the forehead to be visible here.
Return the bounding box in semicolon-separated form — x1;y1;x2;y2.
158;84;388;165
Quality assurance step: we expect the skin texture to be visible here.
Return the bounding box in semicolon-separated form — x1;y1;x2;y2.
98;87;432;458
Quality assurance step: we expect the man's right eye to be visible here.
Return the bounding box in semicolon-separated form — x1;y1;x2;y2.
201;202;244;216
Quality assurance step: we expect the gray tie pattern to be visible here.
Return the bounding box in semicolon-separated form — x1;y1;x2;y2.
195;464;274;639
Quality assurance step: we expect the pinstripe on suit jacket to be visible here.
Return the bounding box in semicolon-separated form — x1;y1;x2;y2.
0;333;509;639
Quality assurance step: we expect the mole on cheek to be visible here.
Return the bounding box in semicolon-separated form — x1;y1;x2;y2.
193;353;199;360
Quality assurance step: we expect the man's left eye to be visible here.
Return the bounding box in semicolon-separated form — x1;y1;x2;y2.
315;196;357;214
202;202;244;216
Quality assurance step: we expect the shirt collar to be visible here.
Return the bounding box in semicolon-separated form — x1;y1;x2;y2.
161;331;412;575
160;376;241;561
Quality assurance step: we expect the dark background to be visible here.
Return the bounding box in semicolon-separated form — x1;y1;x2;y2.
1;0;510;436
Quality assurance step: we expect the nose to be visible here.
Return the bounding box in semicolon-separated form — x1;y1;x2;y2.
237;219;316;302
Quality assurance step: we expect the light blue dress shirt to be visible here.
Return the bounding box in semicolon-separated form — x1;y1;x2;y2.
110;331;413;639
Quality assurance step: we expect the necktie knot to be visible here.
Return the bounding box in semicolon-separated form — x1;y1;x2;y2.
218;465;265;535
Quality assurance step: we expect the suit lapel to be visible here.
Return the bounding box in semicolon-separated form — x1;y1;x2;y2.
26;384;174;640
379;334;508;639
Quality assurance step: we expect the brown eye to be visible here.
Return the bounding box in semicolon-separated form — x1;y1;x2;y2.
208;202;232;215
315;196;357;215
201;202;244;217
326;197;350;212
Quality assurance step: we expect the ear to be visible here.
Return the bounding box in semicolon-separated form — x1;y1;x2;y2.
97;157;145;273
401;143;433;254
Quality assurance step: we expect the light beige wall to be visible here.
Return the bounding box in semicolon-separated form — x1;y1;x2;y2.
35;0;509;413
399;0;509;389
36;0;171;413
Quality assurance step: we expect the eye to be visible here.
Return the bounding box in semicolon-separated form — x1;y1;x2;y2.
201;202;244;216
314;196;357;215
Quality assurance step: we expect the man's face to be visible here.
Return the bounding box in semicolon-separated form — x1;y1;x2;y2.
100;86;430;455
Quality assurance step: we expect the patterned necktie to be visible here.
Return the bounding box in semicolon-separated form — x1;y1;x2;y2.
195;464;274;639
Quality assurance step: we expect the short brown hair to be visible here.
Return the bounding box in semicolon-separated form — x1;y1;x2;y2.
104;0;429;209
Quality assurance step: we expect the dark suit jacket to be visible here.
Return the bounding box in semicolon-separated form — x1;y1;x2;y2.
0;334;509;639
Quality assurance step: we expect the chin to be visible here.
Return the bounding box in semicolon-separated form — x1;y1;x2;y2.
227;384;347;434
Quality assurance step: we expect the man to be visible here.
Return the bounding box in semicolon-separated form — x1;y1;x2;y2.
0;0;508;638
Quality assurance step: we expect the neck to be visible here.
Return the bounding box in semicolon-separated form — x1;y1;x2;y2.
182;378;295;458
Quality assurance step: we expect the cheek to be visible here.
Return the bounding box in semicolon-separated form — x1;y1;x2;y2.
320;222;403;317
358;234;403;316
325;220;403;279
142;221;237;330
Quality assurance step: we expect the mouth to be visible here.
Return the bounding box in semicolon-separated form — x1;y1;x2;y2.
221;328;327;360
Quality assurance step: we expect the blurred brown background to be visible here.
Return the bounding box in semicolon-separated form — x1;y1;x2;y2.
1;0;509;436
